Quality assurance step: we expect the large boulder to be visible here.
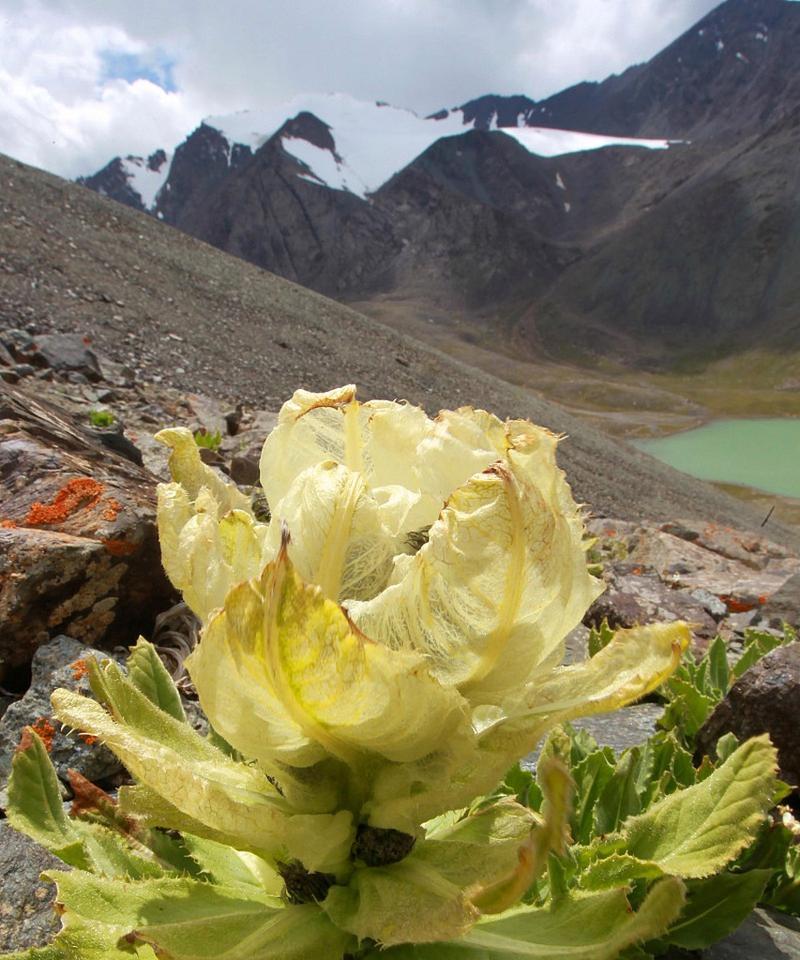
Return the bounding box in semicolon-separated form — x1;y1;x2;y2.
696;643;800;789
0;385;174;672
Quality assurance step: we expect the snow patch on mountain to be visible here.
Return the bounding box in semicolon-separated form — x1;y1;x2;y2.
205;93;672;199
120;153;171;209
499;126;672;157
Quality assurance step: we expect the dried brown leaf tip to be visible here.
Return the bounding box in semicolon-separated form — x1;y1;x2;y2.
68;769;114;817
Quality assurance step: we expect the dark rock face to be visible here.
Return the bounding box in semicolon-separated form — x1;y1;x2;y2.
696;643;800;788
77;157;146;212
154;123;251;226
458;0;800;141
175;133;400;297
449;93;536;131
523;104;800;364
0;386;173;669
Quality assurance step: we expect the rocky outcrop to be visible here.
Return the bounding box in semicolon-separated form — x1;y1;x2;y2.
0;385;173;670
696;642;800;788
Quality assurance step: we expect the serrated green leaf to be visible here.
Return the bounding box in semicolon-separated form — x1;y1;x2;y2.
706;636;730;698
361;878;686;960
732;630;786;679
324;859;480;946
5;728;89;869
716;732;740;764
571;749;615;845
69;819;165;879
568;725;600;766
55;912;147;960
654;869;772;950
579;853;665;891
501;764;538;809
52;688;355;873
182;835;283;894
47;870;353;960
594;749;642;836
658;678;715;741
126;638;186;722
620;735;777;878
670;744;697;789
588;620;615;658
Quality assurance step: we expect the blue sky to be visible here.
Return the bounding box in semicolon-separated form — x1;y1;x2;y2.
99;50;177;92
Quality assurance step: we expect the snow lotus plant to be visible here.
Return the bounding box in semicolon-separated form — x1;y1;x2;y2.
1;386;779;960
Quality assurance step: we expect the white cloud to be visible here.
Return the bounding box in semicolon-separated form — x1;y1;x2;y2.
0;0;722;178
0;3;201;177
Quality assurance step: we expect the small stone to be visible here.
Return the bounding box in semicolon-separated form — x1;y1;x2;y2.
690;587;728;621
230;454;260;486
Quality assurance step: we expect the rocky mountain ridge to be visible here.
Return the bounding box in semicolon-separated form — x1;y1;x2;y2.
74;0;800;370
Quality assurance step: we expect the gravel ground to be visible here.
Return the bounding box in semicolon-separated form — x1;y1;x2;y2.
1;152;797;551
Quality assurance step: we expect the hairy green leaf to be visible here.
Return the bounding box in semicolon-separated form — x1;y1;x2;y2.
654;869;772;950
126;637;186;722
362;878;686;959
5;728;89;869
620;735;777;878
47;870;353;960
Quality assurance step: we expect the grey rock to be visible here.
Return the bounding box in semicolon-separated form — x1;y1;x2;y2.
230;453;260;486
700;907;800;959
0;328;38;363
12;363;36;378
0;820;61;951
96;355;135;388
585;567;717;641
522;703;664;770
0;385;174;668
33;333;102;381
0;636;123;806
88;423;145;467
696;642;800;789
0;369;18;384
750;571;800;631
691;587;729;621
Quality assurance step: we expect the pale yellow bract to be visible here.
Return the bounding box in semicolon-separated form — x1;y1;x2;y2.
153;386;687;839
48;384;688;948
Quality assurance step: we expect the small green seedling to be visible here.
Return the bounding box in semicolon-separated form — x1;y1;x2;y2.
192;428;222;452
88;409;116;428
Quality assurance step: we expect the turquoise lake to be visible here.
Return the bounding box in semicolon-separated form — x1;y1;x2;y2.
635;419;800;499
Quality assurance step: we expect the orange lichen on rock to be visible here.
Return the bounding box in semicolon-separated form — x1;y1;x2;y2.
79;733;98;746
24;477;106;526
101;498;123;522
0;518;17;528
70;658;90;681
102;538;137;557
30;717;56;752
719;594;757;613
